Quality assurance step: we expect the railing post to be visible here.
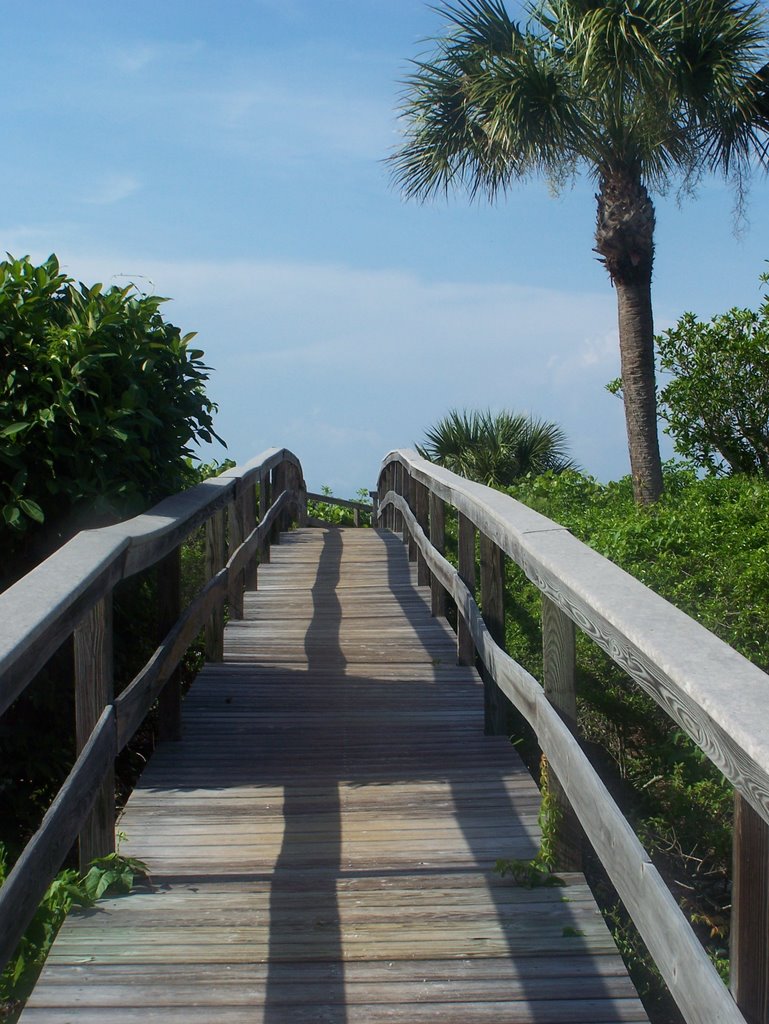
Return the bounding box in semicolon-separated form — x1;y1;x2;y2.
295;467;308;527
457;512;476;667
415;480;429;586
74;596;115;871
385;464;394;531
392;462;403;536
542;595;582;871
429;491;446;618
272;461;289;538
205;508;226;662
369;490;379;529
157;546;182;742
228;489;246;621
244;479;259;589
407;473;417;563
259;469;271;564
731;793;769;1024
479;533;507;735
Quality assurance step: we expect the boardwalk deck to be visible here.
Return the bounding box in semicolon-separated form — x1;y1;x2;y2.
21;527;649;1023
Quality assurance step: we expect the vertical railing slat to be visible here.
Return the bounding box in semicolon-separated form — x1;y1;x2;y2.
415;480;430;586
541;595;582;871
74;596;115;871
457;512;476;667
157;546;182;742
479;533;507;735
429;491;446;618
732;793;769;1024
205;509;226;662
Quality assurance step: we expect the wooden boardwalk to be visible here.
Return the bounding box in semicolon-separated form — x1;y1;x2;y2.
21;527;649;1023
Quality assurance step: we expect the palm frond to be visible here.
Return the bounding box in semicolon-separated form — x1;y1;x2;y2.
418;408;577;486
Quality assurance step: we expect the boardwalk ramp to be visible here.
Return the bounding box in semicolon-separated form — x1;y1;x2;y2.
21;527;648;1022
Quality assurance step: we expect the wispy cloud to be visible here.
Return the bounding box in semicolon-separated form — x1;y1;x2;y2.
81;174;140;206
112;40;204;74
0;245;631;486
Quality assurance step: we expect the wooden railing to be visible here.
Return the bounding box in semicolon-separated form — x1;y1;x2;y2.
0;448;307;974
305;491;375;528
377;448;769;1024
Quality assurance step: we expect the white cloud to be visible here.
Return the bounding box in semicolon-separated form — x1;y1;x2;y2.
0;243;632;488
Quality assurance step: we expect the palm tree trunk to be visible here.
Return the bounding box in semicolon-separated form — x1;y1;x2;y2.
615;281;664;504
595;171;664;504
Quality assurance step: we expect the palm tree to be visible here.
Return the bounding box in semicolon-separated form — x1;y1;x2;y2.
417;408;577;486
390;0;768;503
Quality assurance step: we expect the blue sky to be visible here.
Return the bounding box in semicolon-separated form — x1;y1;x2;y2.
5;0;769;494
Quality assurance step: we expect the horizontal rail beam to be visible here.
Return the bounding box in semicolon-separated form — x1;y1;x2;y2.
380;450;769;829
0;707;117;974
383;490;746;1024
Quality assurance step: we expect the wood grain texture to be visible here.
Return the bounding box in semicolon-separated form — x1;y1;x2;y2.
542;596;582;872
381;493;745;1024
379;450;769;831
74;597;115;869
23;529;647;1024
479;533;507;736
228;494;246;620
429;491;447;619
731;793;769;1023
157;547;182;743
205;510;227;661
0;450;304;716
457;511;476;669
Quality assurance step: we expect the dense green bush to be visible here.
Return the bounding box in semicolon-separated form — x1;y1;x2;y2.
656;278;769;476
500;465;769;980
0;254;222;580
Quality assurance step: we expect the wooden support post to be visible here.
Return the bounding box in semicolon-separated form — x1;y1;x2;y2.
272;463;287;539
295;470;308;527
354;507;361;528
205;509;226;662
429;491;446;618
228;492;245;620
542;595;582;871
457;512;476;667
415;481;430;587
479;533;507;735
392;462;403;536
244;481;258;589
74;596;115;871
259;470;270;565
157;546;182;742
405;474;416;562
369;490;378;529
731;793;769;1024
385;464;394;531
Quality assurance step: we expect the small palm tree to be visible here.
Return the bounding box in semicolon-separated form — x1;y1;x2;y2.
417;408;577;486
390;0;769;503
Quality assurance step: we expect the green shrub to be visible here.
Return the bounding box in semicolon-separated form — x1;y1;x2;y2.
0;254;223;580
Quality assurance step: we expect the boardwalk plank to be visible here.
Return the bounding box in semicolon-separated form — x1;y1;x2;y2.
22;527;648;1023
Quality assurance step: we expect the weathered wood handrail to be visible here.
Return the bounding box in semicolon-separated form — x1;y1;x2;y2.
0;448;307;975
377;448;769;1024
305;491;373;528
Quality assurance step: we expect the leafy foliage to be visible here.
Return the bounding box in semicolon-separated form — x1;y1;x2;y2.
657;277;769;476
0;842;148;1014
417;409;576;486
307;486;372;526
502;464;769;982
0;254;223;576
